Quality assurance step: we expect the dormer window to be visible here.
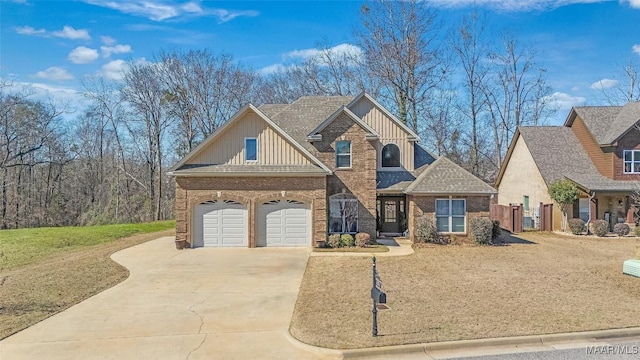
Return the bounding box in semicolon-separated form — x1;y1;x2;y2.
623;150;640;174
245;138;257;162
381;143;400;167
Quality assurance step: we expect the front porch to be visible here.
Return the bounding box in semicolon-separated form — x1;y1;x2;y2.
571;193;638;231
376;195;407;237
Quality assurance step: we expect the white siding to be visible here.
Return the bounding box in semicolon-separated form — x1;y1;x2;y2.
188;110;311;165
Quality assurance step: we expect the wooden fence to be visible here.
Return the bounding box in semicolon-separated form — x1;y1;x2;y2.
539;202;554;231
490;204;523;233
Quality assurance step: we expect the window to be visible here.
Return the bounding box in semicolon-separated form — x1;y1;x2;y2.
435;198;466;233
523;195;530;211
623;150;640;174
336;141;351;168
329;194;358;233
381;144;400;167
579;198;590;223
245;138;257;161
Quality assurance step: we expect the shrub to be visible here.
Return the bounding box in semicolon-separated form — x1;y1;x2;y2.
355;233;370;247
414;217;449;244
613;223;630;237
470;217;493;245
340;234;355;247
568;218;587;235
327;234;341;248
635;225;640;237
592;220;609;237
492;220;502;240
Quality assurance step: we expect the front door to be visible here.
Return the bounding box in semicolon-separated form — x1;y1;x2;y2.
377;197;406;234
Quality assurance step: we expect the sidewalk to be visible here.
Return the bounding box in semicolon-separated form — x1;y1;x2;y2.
310;238;414;258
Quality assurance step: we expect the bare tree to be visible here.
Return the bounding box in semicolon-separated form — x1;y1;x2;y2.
595;58;640;105
483;32;555;173
122;61;172;221
452;11;490;176
355;0;449;132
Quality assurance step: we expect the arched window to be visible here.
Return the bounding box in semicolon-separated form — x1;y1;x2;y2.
381;144;400;167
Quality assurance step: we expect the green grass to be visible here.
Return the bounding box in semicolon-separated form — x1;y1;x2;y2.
0;220;175;271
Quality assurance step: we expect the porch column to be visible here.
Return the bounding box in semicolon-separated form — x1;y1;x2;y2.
627;196;635;224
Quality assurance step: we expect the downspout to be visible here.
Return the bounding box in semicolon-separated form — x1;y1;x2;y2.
586;191;596;235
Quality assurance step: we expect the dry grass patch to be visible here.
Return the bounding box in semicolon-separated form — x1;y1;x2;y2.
313;245;389;253
0;226;174;339
290;232;640;349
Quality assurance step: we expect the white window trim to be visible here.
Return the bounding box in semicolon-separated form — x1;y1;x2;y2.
435;197;466;234
623;150;640;174
245;137;258;162
381;142;402;169
335;140;352;169
329;195;358;234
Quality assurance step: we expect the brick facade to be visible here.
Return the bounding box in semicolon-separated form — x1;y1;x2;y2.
408;195;492;242
174;176;326;248
310;112;378;240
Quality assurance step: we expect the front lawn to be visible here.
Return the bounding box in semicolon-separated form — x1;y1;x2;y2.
0;221;175;339
290;232;640;349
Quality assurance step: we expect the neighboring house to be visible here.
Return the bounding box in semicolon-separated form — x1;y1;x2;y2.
169;93;496;249
496;103;640;231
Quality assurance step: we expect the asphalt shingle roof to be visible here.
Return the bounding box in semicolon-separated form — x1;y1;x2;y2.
519;126;640;192
573;103;640;145
405;157;497;194
259;96;353;150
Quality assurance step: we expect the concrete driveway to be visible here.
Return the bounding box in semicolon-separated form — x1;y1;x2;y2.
0;236;332;360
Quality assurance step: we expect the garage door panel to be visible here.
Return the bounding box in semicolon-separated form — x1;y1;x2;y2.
258;200;311;247
193;201;247;247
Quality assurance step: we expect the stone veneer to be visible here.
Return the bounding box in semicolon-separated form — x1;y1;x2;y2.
174;176;326;249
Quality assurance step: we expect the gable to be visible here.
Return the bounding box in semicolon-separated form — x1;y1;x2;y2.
347;93;419;141
187;109;312;166
169;105;332;175
496;134;550;205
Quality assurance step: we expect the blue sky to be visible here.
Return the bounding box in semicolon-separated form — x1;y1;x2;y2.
1;0;640;124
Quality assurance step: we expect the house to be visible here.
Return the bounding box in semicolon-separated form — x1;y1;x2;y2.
168;93;496;249
496;103;640;231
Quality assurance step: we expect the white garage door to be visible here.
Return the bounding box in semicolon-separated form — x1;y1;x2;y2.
193;200;247;247
257;200;311;247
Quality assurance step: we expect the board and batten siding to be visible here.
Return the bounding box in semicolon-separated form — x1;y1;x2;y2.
188;110;312;165
571;116;613;178
349;97;414;170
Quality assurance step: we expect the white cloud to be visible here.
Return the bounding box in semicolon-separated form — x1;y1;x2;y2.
590;78;619;90
15;25;90;40
571;86;580;92
101;35;117;45
259;63;288;75
52;26;90;40
34;66;74;81
83;0;258;22
285;43;363;62
68;46;99;64
427;0;606;12
546;92;586;111
101;44;132;58
96;59;129;80
16;26;46;35
621;0;640;9
633;44;640;55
